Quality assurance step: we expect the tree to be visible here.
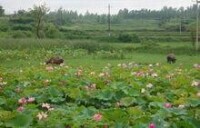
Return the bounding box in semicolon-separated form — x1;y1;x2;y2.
31;4;49;38
0;5;5;16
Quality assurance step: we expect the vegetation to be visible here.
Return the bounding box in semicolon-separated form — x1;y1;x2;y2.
0;40;200;127
0;3;200;127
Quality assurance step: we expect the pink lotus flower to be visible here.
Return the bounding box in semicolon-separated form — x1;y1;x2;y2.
18;97;27;105
92;113;103;121
149;123;156;128
27;97;35;103
17;106;24;112
164;103;172;108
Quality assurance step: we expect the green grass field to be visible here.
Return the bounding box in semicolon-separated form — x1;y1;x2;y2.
0;39;199;70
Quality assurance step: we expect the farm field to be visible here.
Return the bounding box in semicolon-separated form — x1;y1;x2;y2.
0;39;200;127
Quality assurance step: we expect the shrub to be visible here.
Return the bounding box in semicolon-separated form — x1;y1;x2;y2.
45;23;60;38
11;31;33;38
118;33;141;43
118;33;132;42
132;33;141;43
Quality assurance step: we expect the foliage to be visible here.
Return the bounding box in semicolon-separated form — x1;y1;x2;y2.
118;33;141;43
30;4;49;38
0;58;199;127
44;23;60;38
118;33;132;42
11;31;33;38
0;5;4;16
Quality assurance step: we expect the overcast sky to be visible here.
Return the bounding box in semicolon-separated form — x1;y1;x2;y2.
0;0;194;14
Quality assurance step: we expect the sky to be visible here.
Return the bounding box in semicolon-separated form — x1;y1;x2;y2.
0;0;195;14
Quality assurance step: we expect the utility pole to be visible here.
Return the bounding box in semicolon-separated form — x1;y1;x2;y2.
108;4;111;37
196;0;200;51
180;18;182;35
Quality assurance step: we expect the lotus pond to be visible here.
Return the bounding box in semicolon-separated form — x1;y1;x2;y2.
0;61;200;128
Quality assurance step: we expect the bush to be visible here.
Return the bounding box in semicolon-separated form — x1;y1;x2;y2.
118;33;132;42
11;31;33;38
132;33;141;43
45;23;60;38
11;24;33;31
118;33;141;43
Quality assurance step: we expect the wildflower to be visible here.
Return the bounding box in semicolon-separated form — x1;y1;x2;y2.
46;66;54;71
191;80;200;87
149;64;153;67
17;106;24;112
117;63;122;67
37;112;48;120
27;97;35;103
0;81;7;86
99;73;105;77
141;88;146;93
146;83;153;88
134;71;145;77
149;123;156;128
65;65;69;68
15;87;21;93
164;103;172;108
90;72;96;76
151;73;158;77
115;102;122;107
42;103;51;110
92;113;103;121
156;63;160;66
60;63;65;67
166;73;174;80
197;92;200;97
48;108;55;111
90;84;96;89
193;64;200;69
18;97;27;105
178;104;185;109
84;86;89;91
44;79;51;85
76;69;83;77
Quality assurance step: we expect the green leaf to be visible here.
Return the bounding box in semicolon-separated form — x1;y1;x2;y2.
0;97;6;106
169;108;187;116
95;90;114;101
188;98;200;107
148;102;163;108
6;113;33;128
120;97;136;107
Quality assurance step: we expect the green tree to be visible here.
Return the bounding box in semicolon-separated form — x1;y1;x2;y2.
0;5;5;16
31;4;49;38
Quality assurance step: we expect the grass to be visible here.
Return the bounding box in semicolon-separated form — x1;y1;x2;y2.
0;38;199;70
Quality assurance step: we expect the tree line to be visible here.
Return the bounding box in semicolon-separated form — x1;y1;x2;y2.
0;4;199;24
